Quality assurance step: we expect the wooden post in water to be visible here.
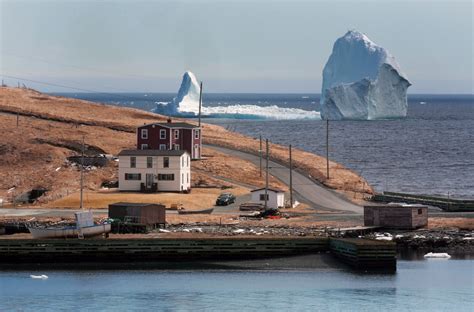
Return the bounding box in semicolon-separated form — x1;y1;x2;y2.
198;82;203;127
289;144;293;208
265;139;269;210
326;119;330;179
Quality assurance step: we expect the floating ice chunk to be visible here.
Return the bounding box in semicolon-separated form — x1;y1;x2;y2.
424;252;451;259
320;30;411;120
159;229;171;233
153;71;320;120
30;274;48;279
375;236;393;241
395;234;404;239
233;229;245;234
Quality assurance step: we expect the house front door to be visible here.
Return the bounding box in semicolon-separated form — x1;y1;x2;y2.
146;174;154;189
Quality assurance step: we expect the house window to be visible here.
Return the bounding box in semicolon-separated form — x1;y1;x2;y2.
158;174;174;181
182;173;184;182
182;156;184;167
187;156;189;167
130;157;136;168
159;144;166;150
163;157;169;168
174;130;179;139
141;129;148;139
125;173;141;180
259;194;269;201
147;157;153;168
160;129;166;139
174;144;180;150
195;129;200;139
141;144;148;150
187;173;189;183
418;208;423;215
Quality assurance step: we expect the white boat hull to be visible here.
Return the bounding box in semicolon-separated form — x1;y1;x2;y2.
28;224;111;239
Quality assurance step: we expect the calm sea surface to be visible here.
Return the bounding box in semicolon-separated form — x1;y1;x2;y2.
54;93;474;198
1;259;473;311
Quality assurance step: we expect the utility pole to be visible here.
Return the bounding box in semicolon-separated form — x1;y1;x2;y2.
326;119;330;179
265;138;269;210
198;81;203;127
80;136;85;210
289;144;293;208
259;135;262;177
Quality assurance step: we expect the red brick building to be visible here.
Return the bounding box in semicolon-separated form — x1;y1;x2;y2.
136;120;201;159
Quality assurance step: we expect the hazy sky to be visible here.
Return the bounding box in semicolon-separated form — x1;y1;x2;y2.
1;0;472;93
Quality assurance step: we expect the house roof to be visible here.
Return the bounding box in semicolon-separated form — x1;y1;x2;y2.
139;122;200;129
109;202;163;207
118;149;188;157
251;187;285;193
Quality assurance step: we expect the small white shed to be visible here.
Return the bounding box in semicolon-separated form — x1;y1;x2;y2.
250;188;285;209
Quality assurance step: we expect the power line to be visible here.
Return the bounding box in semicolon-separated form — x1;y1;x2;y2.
0;74;158;102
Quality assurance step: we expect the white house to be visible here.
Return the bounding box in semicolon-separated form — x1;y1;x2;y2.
118;149;191;192
250;188;285;209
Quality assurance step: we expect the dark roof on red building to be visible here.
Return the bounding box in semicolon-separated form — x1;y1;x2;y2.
139;122;200;129
118;149;188;157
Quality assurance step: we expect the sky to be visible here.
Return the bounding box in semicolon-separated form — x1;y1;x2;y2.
1;0;473;93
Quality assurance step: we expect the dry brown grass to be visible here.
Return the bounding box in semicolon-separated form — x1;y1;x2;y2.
0;87;370;206
428;217;474;230
44;187;249;210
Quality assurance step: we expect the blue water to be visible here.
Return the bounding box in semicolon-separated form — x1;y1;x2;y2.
1;260;473;311
53;93;474;198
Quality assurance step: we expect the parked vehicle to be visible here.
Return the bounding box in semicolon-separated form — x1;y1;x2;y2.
215;193;236;206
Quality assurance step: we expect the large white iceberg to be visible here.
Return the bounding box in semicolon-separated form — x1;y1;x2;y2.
154;71;320;120
320;30;411;120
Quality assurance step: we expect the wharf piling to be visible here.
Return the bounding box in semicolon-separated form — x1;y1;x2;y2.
329;238;397;271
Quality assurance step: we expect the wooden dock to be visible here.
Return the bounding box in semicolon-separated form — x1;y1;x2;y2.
0;237;328;263
372;192;474;212
329;238;397;271
0;237;397;271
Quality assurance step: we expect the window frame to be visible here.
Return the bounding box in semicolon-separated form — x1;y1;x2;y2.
125;173;141;180
141;128;148;139
157;173;174;181
146;156;153;168
259;194;269;201
163;157;169;168
174;129;179;139
195;129;200;139
160;129;166;139
141;144;148;150
130;156;136;168
159;144;167;150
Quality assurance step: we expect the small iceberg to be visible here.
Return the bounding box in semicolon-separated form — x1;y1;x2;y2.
423;252;451;259
30;274;48;279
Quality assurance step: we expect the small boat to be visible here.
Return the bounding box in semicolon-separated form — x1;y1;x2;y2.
28;222;111;239
178;208;214;215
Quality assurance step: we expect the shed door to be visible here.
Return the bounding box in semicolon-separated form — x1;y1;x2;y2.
374;210;380;225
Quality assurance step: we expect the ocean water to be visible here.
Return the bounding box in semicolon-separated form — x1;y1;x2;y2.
1;259;473;311
53;93;474;198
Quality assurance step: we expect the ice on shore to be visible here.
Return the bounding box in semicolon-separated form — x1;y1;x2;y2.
153;71;321;120
30;274;48;279
320;30;411;120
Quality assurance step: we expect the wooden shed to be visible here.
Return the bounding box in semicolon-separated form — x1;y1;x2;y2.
108;202;166;226
364;204;428;229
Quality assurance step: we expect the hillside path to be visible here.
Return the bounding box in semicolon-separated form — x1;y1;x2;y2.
205;145;363;213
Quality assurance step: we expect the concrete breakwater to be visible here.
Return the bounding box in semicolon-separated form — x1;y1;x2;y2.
0;237;396;271
372;192;474;212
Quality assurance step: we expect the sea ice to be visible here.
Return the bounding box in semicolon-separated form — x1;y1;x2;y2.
423;252;451;259
153;71;321;120
320;30;411;120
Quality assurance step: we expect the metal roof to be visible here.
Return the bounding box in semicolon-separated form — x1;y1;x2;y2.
118;149;188;157
251;187;285;193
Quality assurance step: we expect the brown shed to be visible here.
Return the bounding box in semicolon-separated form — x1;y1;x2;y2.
108;202;166;226
364;204;428;229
